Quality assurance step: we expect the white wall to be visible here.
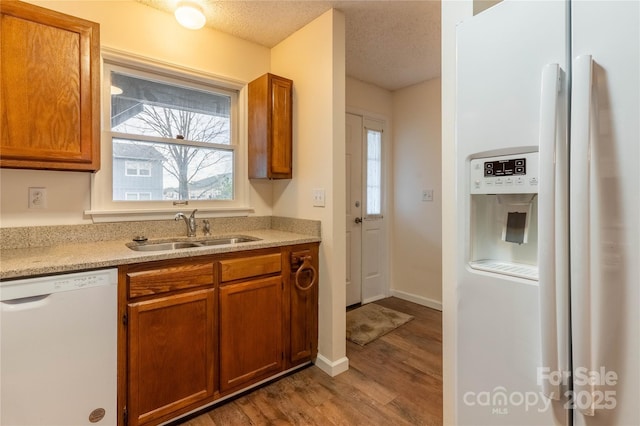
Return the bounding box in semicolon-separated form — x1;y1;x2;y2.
390;79;443;309
1;0;272;227
271;10;348;375
442;1;474;425
346;77;393;119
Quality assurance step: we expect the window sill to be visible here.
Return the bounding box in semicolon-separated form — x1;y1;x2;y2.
85;206;254;223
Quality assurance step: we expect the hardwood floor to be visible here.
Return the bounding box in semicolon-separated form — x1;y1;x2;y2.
177;297;442;425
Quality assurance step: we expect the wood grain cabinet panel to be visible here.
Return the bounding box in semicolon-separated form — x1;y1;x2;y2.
0;1;100;171
219;276;283;393
127;261;214;298
248;73;292;179
218;253;281;283
127;289;215;426
287;245;319;366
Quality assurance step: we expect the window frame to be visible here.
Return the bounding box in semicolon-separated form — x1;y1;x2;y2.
87;49;251;222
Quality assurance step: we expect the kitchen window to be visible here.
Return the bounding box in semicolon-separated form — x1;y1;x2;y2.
109;68;233;202
89;52;249;221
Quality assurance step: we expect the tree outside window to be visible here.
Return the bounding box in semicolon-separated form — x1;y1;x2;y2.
110;70;234;202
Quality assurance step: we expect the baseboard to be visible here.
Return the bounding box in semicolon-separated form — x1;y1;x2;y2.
389;289;442;311
314;353;349;377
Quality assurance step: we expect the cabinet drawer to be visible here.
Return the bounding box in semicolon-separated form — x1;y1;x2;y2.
219;253;281;283
127;262;214;298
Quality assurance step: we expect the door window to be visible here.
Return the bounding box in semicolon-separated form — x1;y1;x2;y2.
365;128;383;217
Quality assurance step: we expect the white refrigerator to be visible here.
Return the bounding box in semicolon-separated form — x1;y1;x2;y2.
455;1;639;425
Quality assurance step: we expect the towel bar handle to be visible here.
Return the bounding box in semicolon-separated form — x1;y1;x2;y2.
294;256;317;291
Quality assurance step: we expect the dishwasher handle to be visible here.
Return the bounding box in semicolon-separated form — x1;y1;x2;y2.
1;294;51;311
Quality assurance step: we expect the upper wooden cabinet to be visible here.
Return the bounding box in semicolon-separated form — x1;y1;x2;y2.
0;1;100;171
248;73;292;179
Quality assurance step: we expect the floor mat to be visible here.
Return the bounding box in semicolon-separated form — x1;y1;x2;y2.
346;303;414;346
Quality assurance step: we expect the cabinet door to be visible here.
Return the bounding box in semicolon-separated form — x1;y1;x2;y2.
219;276;283;393
127;289;215;426
269;76;292;176
248;73;292;179
0;1;100;171
289;247;319;365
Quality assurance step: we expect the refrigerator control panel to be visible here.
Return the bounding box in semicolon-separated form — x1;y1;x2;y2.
470;152;538;194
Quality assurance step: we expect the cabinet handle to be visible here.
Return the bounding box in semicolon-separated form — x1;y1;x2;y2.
294;256;317;291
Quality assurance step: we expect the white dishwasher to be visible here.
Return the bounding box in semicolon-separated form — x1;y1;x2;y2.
0;268;117;425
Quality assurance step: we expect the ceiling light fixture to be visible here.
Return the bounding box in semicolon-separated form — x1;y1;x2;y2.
174;1;206;30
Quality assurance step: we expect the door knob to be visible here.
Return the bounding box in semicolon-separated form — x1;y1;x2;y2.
355;217;362;224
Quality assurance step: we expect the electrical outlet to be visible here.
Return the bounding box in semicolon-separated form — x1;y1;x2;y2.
28;187;47;209
422;189;434;202
313;189;326;207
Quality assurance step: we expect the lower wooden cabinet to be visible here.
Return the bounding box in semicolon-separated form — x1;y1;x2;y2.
127;289;215;426
118;243;319;426
288;245;319;366
219;276;283;392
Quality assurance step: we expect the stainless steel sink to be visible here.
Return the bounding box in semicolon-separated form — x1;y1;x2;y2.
128;241;203;252
126;236;261;252
198;237;257;246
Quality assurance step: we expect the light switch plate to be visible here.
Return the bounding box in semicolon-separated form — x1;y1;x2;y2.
422;189;434;202
313;189;326;207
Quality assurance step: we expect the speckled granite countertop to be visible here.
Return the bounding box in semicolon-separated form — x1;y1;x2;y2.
0;217;321;281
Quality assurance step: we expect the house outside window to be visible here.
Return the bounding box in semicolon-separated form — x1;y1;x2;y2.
125;192;152;201
113;142;164;201
124;160;152;177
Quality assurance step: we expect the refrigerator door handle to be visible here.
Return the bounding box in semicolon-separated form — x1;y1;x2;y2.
537;63;562;400
571;54;596;416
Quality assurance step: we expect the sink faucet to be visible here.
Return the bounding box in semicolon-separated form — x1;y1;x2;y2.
175;209;198;237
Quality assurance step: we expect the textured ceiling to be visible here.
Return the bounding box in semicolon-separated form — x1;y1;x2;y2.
137;1;441;91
